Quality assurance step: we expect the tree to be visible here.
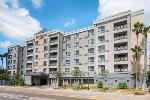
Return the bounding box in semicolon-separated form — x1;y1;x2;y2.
71;69;84;83
141;26;150;69
131;22;146;88
52;70;65;86
99;69;109;81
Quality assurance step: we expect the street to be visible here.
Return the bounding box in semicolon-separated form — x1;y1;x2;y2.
0;89;88;100
0;86;150;100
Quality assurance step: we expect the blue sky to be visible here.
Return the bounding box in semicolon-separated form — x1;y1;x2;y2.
0;0;99;54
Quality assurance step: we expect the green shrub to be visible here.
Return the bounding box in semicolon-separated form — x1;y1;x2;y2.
97;81;103;88
117;82;127;89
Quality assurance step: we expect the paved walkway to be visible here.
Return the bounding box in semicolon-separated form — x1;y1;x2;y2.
0;86;150;100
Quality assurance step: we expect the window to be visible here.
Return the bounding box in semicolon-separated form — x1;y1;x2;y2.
44;46;48;51
88;30;94;36
88;57;94;63
44;61;47;66
66;44;71;49
98;55;105;63
88;48;94;54
65;68;70;72
75;50;79;56
88;39;94;45
35;55;38;59
74;59;79;65
66;52;70;57
13;65;15;69
13;60;16;64
74;67;79;70
98;36;105;43
98;45;105;52
74;42;79;47
66;60;70;64
98;26;105;33
35;41;38;46
14;54;16;58
115;80;117;82
66;35;71;42
43;68;47;73
44;53;48;59
88;66;94;71
44;39;47;44
98;65;105;72
74;33;79;39
34;62;38;66
35;48;38;53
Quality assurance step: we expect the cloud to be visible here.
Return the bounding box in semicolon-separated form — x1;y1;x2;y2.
31;0;44;9
0;0;42;39
0;41;13;48
64;19;76;27
98;0;150;25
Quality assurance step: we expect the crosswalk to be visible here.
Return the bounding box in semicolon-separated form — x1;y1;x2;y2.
0;93;55;100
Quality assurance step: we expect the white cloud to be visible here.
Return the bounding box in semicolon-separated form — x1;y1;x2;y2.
64;19;76;27
31;0;44;9
98;0;150;25
0;0;42;39
0;41;13;48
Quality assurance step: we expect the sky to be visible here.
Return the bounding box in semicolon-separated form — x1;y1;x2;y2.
0;0;150;64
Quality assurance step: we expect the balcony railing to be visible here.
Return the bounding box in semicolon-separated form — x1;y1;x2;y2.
114;57;128;62
27;52;33;55
50;48;57;51
114;24;127;31
49;63;57;66
50;40;58;43
114;35;127;41
114;46;128;51
50;56;57;58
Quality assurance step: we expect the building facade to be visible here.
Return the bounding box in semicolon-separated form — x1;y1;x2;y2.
7;45;26;76
7;9;145;87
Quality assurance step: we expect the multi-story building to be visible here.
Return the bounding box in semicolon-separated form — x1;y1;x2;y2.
7;9;146;87
25;29;63;85
7;45;26;75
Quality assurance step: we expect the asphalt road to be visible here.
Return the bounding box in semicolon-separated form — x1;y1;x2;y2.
0;90;89;100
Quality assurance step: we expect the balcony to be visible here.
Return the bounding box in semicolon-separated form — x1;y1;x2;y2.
114;35;127;41
49;63;57;66
114;24;127;31
27;52;33;55
114;42;128;52
114;64;128;73
50;37;58;44
114;20;127;31
50;48;58;51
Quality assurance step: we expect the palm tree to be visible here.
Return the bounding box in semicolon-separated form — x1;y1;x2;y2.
132;22;144;46
131;22;145;88
131;45;143;88
141;26;150;68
